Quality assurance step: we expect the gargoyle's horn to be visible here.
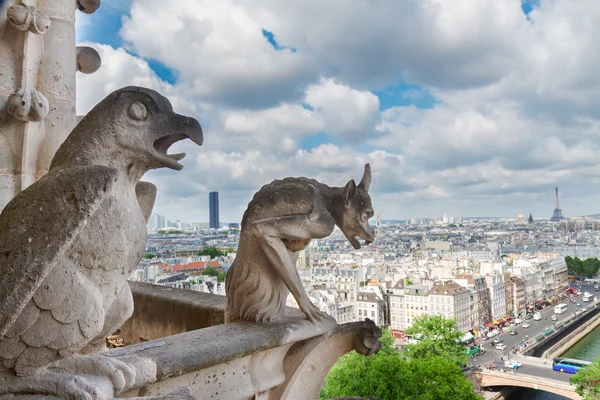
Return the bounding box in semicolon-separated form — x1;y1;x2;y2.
358;163;371;192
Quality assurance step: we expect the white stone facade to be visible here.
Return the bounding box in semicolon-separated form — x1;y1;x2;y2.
485;273;507;320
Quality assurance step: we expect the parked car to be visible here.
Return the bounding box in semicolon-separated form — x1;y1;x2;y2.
483;336;491;341
525;314;533;320
522;323;531;328
510;330;518;336
504;360;522;369
493;338;504;344
551;315;558;321
495;344;507;351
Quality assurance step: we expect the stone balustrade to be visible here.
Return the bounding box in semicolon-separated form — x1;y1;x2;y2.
111;282;381;399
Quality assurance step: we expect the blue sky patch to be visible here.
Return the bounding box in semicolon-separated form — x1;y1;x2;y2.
373;79;437;111
299;131;341;150
262;29;296;52
76;5;177;85
521;0;540;17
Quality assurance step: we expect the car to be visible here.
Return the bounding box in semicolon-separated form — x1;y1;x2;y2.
495;344;507;351
493;338;504;344
525;314;533;320
510;330;518;336
522;323;531;328
576;302;581;307
483;336;491;341
551;315;558;321
504;360;522;369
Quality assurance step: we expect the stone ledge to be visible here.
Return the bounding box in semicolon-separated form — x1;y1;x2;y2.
119;282;226;344
111;315;337;380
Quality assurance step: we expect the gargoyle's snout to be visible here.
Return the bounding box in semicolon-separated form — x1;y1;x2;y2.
153;114;204;170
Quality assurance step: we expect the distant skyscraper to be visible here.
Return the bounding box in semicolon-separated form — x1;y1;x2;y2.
551;186;565;222
209;191;219;229
148;214;165;230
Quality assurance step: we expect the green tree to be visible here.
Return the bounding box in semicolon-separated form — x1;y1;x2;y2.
573;257;585;276
404;315;469;367
320;329;481;400
217;272;227;282
157;230;183;234
202;266;219;276
582;258;600;278
143;253;156;259
399;355;481;400
198;247;226;259
571;358;600;400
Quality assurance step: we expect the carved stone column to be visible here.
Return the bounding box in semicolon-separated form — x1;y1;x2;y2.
0;0;100;211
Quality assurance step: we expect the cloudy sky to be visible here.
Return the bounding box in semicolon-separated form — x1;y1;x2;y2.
76;0;600;223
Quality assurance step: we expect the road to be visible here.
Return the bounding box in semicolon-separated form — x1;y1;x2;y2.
469;283;597;384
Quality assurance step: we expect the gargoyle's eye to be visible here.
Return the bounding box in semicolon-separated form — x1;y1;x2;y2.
128;101;149;121
360;212;368;222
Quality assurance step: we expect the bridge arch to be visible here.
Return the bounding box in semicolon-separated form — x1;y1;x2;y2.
475;371;581;400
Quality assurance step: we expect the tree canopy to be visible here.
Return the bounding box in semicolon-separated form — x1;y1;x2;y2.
565;256;600;278
571;358;600;400
404;315;469;367
157;230;183;234
202;266;219;276
320;317;481;400
198;247;227;259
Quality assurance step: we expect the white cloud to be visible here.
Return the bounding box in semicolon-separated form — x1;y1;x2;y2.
75;0;600;221
119;0;318;108
305;79;381;140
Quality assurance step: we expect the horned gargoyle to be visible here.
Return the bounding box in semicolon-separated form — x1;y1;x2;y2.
226;164;376;324
0;87;203;399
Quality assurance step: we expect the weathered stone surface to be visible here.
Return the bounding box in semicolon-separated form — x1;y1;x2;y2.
6;4;51;34
6;88;49;122
77;0;101;14
226;164;376;325
0;86;203;399
0;0;77;212
76;46;102;74
120;318;381;399
119;281;226;344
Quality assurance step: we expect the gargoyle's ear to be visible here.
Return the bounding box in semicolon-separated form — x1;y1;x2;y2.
342;179;356;207
358;163;371;192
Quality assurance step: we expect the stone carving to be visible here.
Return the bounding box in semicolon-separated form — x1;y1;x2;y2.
226;164;376;324
6;88;50;122
6;4;51;34
0;86;204;399
353;318;383;356
77;46;102;74
77;0;101;14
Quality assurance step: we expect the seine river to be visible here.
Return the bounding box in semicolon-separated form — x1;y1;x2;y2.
507;324;600;400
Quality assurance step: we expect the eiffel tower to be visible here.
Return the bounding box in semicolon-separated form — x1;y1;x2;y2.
550;186;564;221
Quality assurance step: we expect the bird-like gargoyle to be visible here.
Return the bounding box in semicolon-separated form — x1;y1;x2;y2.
0;86;203;399
226;164;375;325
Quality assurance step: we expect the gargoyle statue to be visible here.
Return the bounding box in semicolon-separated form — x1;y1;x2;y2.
0;86;203;399
226;164;375;325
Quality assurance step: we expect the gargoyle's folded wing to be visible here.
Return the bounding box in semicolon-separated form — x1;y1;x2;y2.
0;165;118;336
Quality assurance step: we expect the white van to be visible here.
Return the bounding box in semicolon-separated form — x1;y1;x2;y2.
533;312;542;321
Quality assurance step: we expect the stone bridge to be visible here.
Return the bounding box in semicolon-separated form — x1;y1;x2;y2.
476;370;581;400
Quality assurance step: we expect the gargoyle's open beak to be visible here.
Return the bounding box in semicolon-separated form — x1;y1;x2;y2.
153;114;204;170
